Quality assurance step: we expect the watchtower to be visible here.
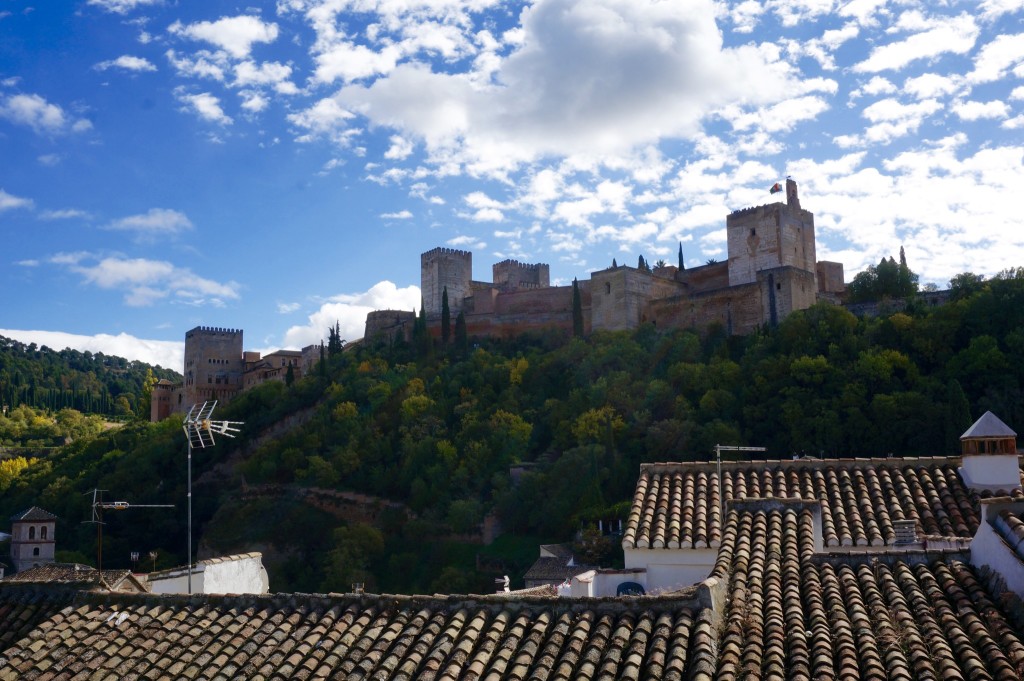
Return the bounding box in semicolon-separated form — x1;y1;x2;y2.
959;411;1020;490
183;326;244;407
726;179;817;288
421;248;472;316
10;506;56;573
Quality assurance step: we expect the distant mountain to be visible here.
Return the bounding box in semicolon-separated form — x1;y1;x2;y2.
0;335;181;417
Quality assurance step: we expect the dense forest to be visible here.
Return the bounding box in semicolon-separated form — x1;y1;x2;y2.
0;336;181;417
1;267;1022;595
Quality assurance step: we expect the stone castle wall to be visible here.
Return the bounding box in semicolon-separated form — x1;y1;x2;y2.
365;310;416;344
590;267;687;331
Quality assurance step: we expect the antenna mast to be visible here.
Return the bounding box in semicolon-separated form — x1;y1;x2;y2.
182;400;242;594
83;489;173;571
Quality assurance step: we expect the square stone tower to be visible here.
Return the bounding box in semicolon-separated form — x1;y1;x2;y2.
9;507;56;573
182;326;244;407
421;248;472;316
726;179;817;288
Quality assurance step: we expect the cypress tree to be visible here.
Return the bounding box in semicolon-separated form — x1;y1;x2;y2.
455;311;468;356
572;278;584;338
678;242;685;270
441;286;451;346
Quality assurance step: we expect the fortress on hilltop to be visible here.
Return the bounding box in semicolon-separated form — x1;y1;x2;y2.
365;179;846;342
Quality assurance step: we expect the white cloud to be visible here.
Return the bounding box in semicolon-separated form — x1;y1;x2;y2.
169;16;279;59
166;49;227;81
335;0;816;173
86;0;160;14
16;260;40;267
953;100;1010;121
37;154;61;166
767;0;835;27
0;329;184;370
282;280;421;347
287;97;355;143
903;73;962;100
51;253;240;308
94;55;157;72
850;76;896;99
277;302;301;314
39;208;89;220
384;135;414;160
380;209;413;219
0;93;89;135
729;1;765;33
0;188;33;212
979;0;1024;20
314;42;403;84
854;13;979;73
175;91;232;125
105;208;194;236
233;61;297;93
967;33;1024;84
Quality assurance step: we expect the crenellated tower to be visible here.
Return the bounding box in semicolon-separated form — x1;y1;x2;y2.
182;326;244;407
421;248;472;316
493;259;550;291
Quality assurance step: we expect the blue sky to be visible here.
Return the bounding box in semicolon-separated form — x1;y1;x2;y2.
1;0;1023;370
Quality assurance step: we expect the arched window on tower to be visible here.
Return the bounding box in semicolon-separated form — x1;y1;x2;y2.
41;526;47;540
33;547;40;556
28;526;35;540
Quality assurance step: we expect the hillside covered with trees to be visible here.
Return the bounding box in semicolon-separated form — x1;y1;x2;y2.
0;336;181;418
1;268;1021;594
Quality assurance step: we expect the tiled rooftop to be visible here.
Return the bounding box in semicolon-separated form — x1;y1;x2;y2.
2;563;139;591
711;500;1024;681
9;506;56;523
0;589;708;680
622;458;1024;550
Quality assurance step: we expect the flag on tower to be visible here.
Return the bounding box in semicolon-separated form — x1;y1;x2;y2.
769;182;782;194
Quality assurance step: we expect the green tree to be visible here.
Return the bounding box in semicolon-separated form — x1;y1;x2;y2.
285;364;295;387
572;278;584;338
945;379;972;454
321;523;385;593
454;311;468;356
678;243;685;270
441;286;451;346
949;272;986;301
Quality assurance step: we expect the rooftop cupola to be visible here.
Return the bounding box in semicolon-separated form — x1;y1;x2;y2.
959;411;1020;491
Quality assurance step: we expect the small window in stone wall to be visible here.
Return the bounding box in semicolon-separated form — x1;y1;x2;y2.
33;547;39;556
776;283;782;291
605;282;611;294
41;526;47;539
29;526;35;540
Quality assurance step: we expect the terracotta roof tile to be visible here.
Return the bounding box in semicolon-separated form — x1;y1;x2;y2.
623;458;1023;550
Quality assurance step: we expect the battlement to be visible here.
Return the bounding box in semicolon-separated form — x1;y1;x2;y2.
493;259;549;271
186;326;242;337
728;202;778;217
422;247;472;260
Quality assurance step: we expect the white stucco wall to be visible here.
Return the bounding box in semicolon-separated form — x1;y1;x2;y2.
971;499;1024;597
623;547;718;593
204;555;269;594
961;455;1022;490
147;553;269;595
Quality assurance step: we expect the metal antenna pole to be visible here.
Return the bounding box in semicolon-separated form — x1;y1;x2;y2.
182;401;242;595
187;436;193;594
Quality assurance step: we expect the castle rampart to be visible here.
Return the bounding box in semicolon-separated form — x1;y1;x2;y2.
369;180;846;343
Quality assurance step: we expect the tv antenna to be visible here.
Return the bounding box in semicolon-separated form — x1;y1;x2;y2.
182;400;242;594
83;489;173;571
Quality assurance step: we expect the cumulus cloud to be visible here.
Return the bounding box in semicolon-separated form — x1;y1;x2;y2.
51;253;240;308
0;188;33;212
854;13;978;73
0;328;184;370
967;33;1024;84
175;90;232;124
953;100;1010;121
104;208;194;236
326;0;817;172
169;15;279;59
94;55;157;72
282;280;421;347
380;209;413;219
0;93;90;135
